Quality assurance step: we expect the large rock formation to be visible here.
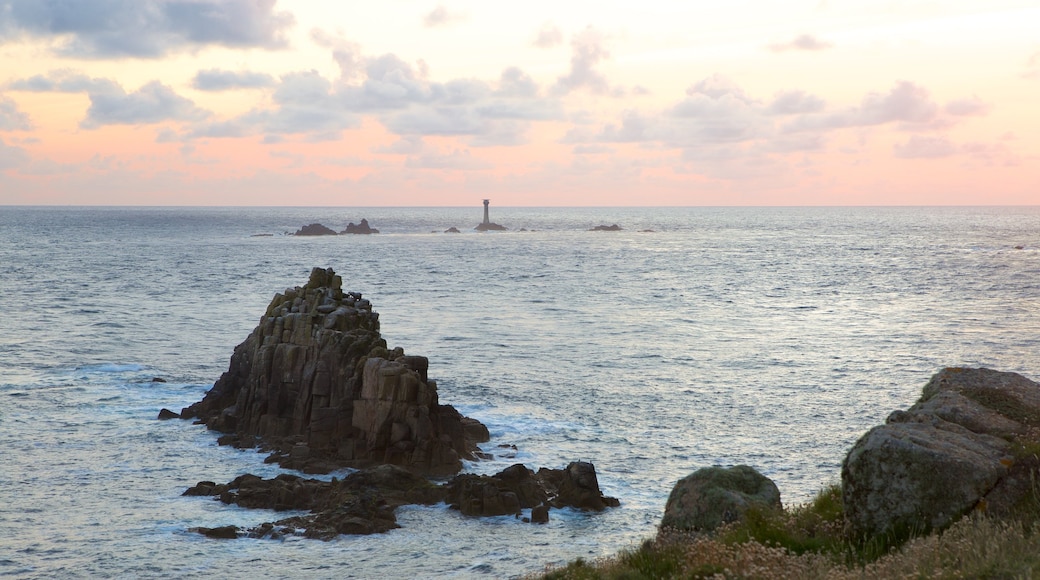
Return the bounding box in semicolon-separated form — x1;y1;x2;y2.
181;267;489;477
293;223;338;236
842;367;1040;539
659;465;782;533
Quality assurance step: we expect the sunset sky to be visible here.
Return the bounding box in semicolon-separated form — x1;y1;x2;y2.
0;0;1037;206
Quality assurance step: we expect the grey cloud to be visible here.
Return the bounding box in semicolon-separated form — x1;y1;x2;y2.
384;107;486;136
783;81;939;132
573;144;613;155
552;27;611;96
944;96;990;116
245;71;360;135
0;137;29;168
533;22;563;48
687;74;751;102
767;90;825;115
893;135;957;158
0;0;295;58
495;67;539;98
768;34;833;53
422;5;464;28
309;29;364;81
0;96;33;130
82;80;208;128
8;70;120;93
192;69;275;91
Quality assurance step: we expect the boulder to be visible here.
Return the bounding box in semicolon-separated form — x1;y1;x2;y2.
293;223;338;236
842;368;1039;539
341;219;379;234
660;465;781;533
181;267;489;476
157;408;179;420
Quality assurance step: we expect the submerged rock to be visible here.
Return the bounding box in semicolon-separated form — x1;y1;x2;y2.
474;222;507;231
590;224;622;231
842;367;1040;539
181;267;488;477
660;465;781;533
293;223;338;236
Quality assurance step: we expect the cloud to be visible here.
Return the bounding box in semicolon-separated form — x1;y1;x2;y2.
893;135;957;158
495;67;539;98
768;34;833;52
242;70;360;136
405;149;492;170
8;70;120;93
944;95;990;117
552;27;611;96
0;137;29;169
0;96;33;130
783;81;940;131
0;0;295;58
310;29;364;81
373;135;426;155
82;80;209;128
767;90;825;115
192;69;276;91
422;4;465;28
533;22;563;48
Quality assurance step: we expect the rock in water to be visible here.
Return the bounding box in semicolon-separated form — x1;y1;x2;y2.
842;367;1040;539
293;223;338;236
659;465;781;533
341;219;379;234
181;267;488;476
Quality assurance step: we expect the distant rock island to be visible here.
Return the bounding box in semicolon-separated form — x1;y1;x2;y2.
177;267;617;538
293;223;338;236
590;224;622;231
292;219;379;236
341;218;378;234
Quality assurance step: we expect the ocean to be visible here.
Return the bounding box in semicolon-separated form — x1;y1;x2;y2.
1;206;1038;578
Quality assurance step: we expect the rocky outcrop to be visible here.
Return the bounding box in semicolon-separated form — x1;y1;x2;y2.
181;267;488;477
186;461;618;538
474;222;507;231
341;219;379;234
294;223;338;236
659;465;781;533
842;367;1040;539
185;464;442;539
590;224;622;231
444;461;619;520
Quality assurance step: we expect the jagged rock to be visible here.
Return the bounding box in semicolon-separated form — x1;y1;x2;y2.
181;267;488;476
192;525;239;539
341;219;379;234
659;465;781;533
157;408;179;420
444;227;461;233
531;504;550;523
474;222;507;231
294;223;338;236
444;462;618;517
184;464;445;539
842;368;1039;539
590;224;622;231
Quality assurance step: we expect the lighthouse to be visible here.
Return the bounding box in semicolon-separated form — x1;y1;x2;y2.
475;199;507;231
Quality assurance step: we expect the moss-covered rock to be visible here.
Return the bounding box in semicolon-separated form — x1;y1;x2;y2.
660;465;781;533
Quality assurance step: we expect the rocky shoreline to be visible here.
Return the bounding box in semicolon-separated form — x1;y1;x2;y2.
174;267;617;538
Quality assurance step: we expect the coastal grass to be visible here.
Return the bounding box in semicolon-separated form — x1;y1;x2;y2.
535;484;1040;579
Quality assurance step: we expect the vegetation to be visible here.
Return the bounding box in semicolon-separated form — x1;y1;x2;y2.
533;483;1040;580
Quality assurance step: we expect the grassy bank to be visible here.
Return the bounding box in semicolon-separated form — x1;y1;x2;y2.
534;484;1040;579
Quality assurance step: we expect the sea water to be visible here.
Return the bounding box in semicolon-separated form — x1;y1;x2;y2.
1;206;1038;578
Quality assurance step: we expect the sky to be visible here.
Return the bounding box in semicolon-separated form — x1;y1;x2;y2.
0;0;1038;206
